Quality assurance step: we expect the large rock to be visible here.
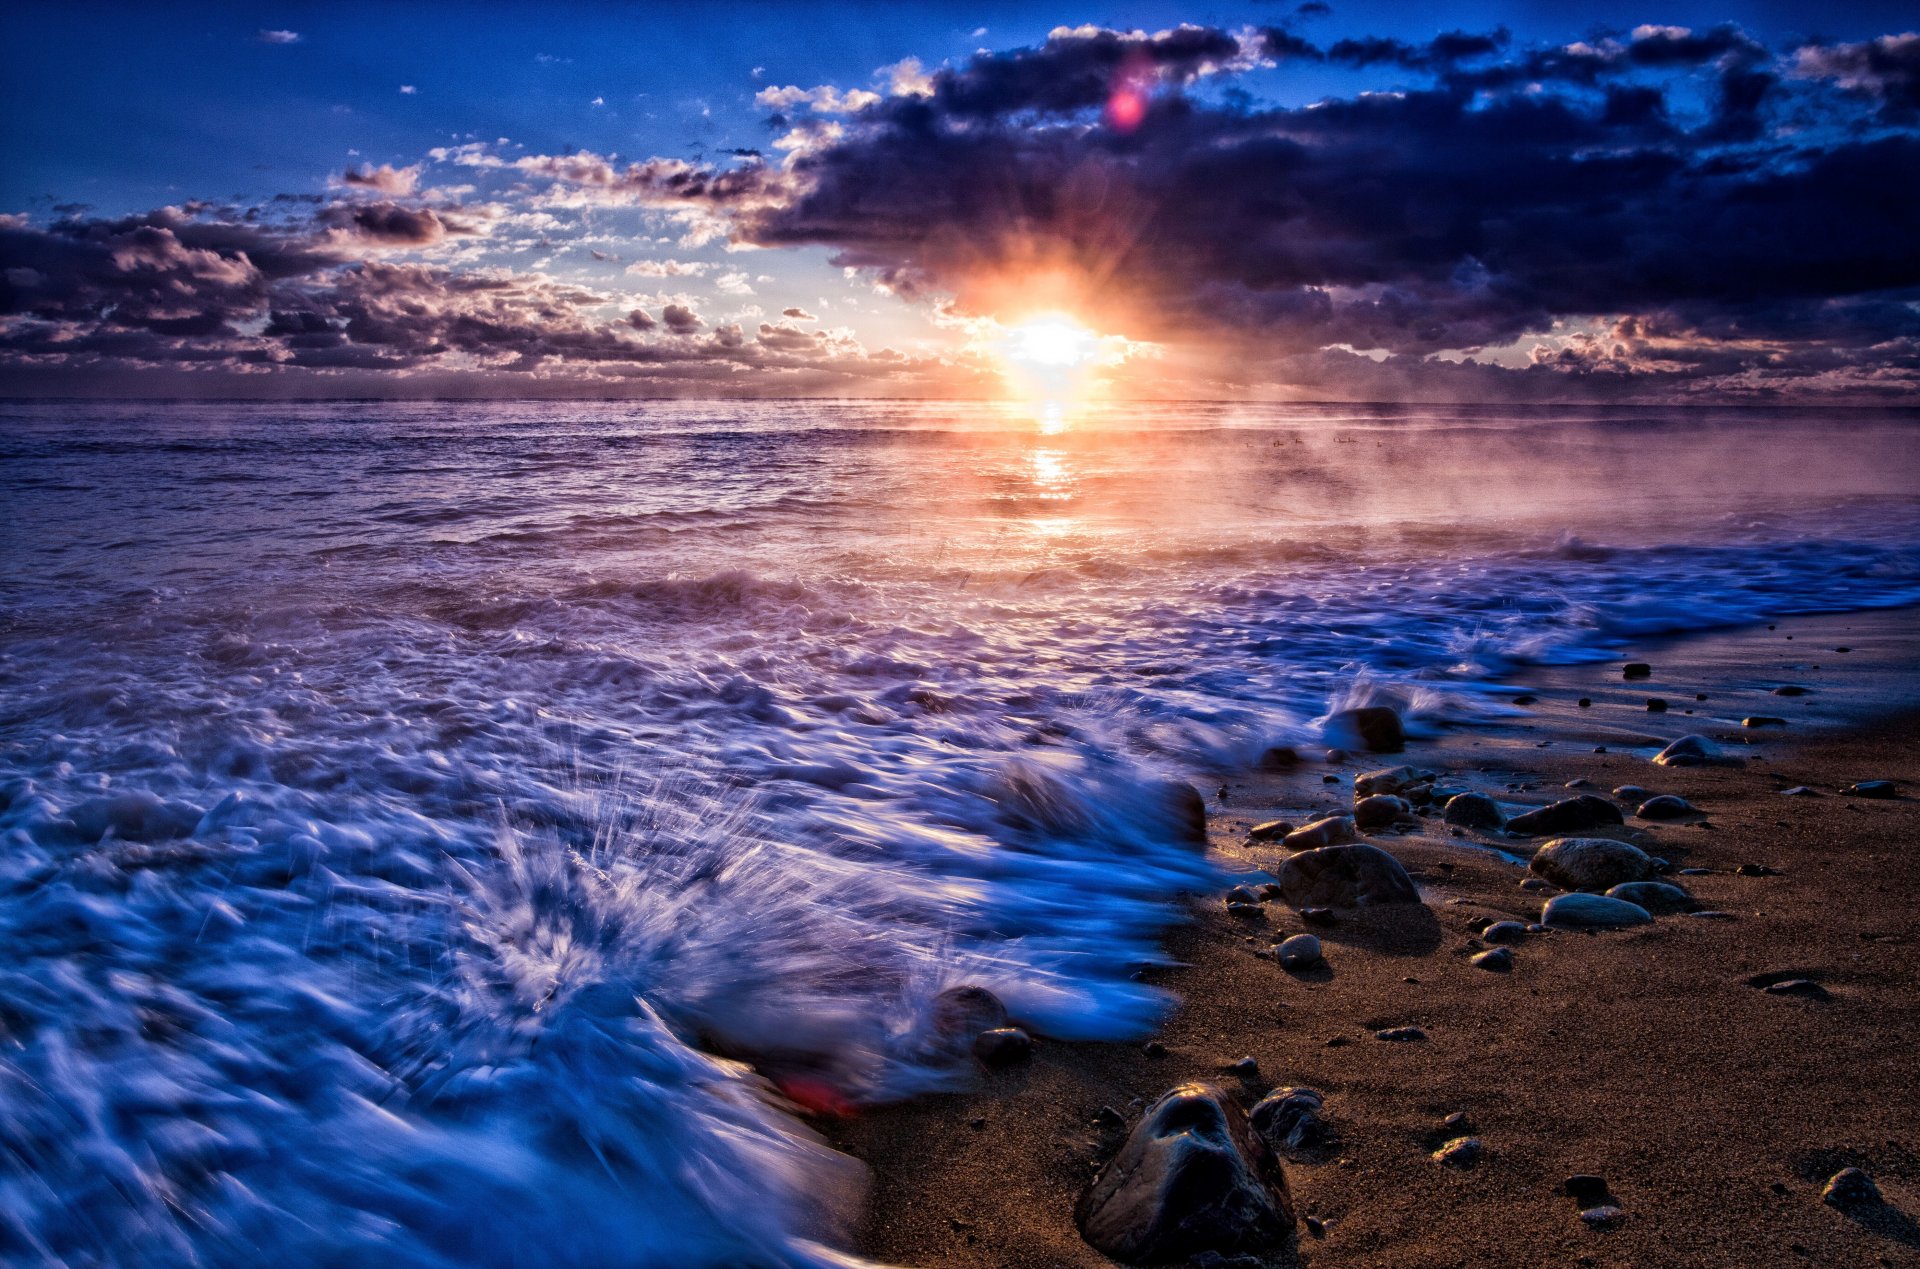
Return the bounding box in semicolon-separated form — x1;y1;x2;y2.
1281;815;1360;851
1076;1083;1295;1264
1442;792;1505;830
1325;706;1405;754
1158;780;1210;845
1249;1087;1328;1153
1352;794;1410;830
1542;892;1653;929
1275;843;1421;908
1505;795;1624;836
1530;837;1654;891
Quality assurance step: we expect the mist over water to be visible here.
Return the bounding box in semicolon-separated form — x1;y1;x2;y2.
2;399;1917;1265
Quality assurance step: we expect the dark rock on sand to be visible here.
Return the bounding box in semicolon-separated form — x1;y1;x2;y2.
1735;862;1781;877
1482;920;1530;944
1376;1026;1427;1042
1162;781;1210;844
1742;716;1787;728
1325;706;1405;754
1355;766;1434;797
1250;1087;1329;1153
1299;907;1338;926
1247;820;1294;842
973;1027;1033;1066
1823;1167;1883;1208
1578;697;1592;708
1845;780;1897;799
1471;947;1513;972
1276;933;1323;971
1353;794;1411;830
1634;794;1695;821
1076;1083;1295;1265
1433;1136;1483;1166
1654;735;1737;768
1530;837;1653;891
1646;698;1669;713
1443;792;1505;830
1275;843;1422;909
1258;746;1304;770
1612;784;1653;803
1282;815;1361;851
1623;662;1652;679
1506;795;1624;836
1541;892;1653;929
1772;685;1810;696
1605;881;1699;914
1580;1205;1626;1229
1761;979;1830;1001
931;985;1009;1044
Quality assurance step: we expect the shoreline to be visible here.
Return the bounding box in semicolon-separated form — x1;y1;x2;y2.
823;607;1920;1267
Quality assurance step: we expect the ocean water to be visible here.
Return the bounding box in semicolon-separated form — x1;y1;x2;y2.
2;399;1916;1265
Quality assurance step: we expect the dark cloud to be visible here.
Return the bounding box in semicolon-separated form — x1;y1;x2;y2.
661;303;703;334
782;307;816;320
1792;32;1920;120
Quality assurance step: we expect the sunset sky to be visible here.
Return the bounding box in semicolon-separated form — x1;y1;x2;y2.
3;1;1917;401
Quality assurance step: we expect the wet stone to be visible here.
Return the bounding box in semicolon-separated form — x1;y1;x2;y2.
1541;892;1652;929
1530;837;1654;891
1646;698;1669;713
1250;1087;1328;1153
1433;1136;1482;1167
1580;1205;1626;1229
1375;1026;1427;1042
1442;792;1504;830
1623;662;1652;679
1604;881;1698;914
1482;920;1530;944
1635;794;1694;821
1470;947;1513;972
1275;843;1422;909
973;1027;1033;1066
1282;815;1361;851
1352;794;1410;830
1247;820;1294;842
1772;685;1809;696
1326;706;1406;754
1742;716;1787;728
1845;780;1896;799
1506;795;1624;836
1276;933;1323;972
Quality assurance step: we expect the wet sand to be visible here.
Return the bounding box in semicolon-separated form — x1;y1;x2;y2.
827;608;1920;1267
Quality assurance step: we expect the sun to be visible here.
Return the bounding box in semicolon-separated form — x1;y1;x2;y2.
1002;313;1098;371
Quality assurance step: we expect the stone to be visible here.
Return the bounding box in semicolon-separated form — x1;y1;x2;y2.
1442;792;1505;830
1275;933;1323;971
1780;786;1817;797
1275;843;1422;909
1471;947;1513;972
1529;837;1654;891
1742;716;1787;728
1844;780;1896;799
1353;794;1411;830
1772;685;1809;696
1282;815;1361;851
1299;907;1337;926
1822;1167;1882;1208
1761;979;1829;1001
1580;1205;1625;1229
1249;1087;1328;1153
1325;706;1405;754
1578;697;1592;708
1611;785;1653;802
1355;766;1434;797
1646;698;1669;713
1161;781;1210;844
1541;892;1653;929
1227;1057;1260;1078
1481;920;1530;944
1226;885;1260;905
1076;1083;1295;1264
973;1027;1033;1066
1654;735;1733;768
1259;746;1303;770
1518;877;1554;892
1247;820;1294;842
1433;1136;1482;1166
1635;794;1694;821
1623;662;1652;679
1144;1041;1168;1058
1734;862;1781;877
1376;1026;1427;1042
1564;1175;1610;1204
930;985;1009;1057
1506;795;1624;836
1604;881;1698;914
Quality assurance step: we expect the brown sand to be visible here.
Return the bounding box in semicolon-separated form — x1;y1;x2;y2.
827;609;1920;1268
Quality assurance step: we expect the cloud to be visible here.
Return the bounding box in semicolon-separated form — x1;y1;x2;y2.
338;164;422;196
624;259;708;277
661;303;703;334
1791;32;1920;119
782;307;816;320
257;29;301;45
755;84;882;114
316;201;478;246
715;269;754;295
399;85;418;95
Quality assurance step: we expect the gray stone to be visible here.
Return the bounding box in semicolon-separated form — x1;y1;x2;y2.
1325;706;1405;754
1580;1205;1626;1229
1634;794;1695;821
1247;820;1294;842
1611;785;1654;803
1442;792;1505;830
1653;735;1736;767
1604;881;1698;914
1762;978;1829;1000
1823;1167;1882;1208
1623;662;1652;679
1249;1087;1328;1153
1432;1136;1483;1166
1471;947;1513;972
1275;843;1422;909
1541;892;1653;929
1076;1083;1296;1264
1506;795;1624;836
1355;766;1434;797
1353;794;1411;830
1375;1026;1426;1041
1530;837;1654;891
1276;933;1323;971
973;1027;1033;1066
1482;920;1530;944
1282;815;1361;851
1518;877;1554;892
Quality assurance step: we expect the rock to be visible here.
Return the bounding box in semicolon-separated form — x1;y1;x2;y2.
1780;786;1817;797
1433;1136;1482;1167
1823;1167;1882;1208
973;1027;1033;1066
1481;920;1530;944
1761;979;1829;1001
1325;706;1405;754
1227;1056;1260;1078
1375;1026;1427;1042
1275;933;1323;971
1564;778;1591;789
1529;837;1654;891
1734;862;1781;877
1258;746;1303;770
1611;784;1653;802
1844;780;1896;799
1654;735;1735;768
1275;843;1422;909
1623;662;1652;679
1518;877;1554;892
1249;1087;1328;1153
1226;885;1260;905
1577;697;1592;708
1282;815;1361;851
1094;1106;1128;1129
1161;781;1210;844
930;985;1009;1056
1442;792;1505;830
1580;1205;1625;1229
1742;716;1787;728
1506;795;1624;836
1512;694;1538;705
1355;766;1433;797
1541;892;1653;929
1076;1083;1295;1264
1772;685;1809;696
1144;1041;1168;1058
1299;907;1337;926
1353;794;1411;830
1564;1175;1610;1204
1247;820;1294;842
1646;698;1668;713
1471;947;1513;972
1634;795;1695;821
1604;881;1699;914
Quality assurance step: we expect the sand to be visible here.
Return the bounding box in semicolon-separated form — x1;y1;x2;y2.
826;608;1920;1268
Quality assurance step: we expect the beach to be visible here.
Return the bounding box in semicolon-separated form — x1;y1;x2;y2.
833;608;1920;1268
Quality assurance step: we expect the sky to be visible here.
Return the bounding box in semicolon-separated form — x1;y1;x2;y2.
2;1;1917;401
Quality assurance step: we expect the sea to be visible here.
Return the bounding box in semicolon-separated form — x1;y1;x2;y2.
2;399;1916;1265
